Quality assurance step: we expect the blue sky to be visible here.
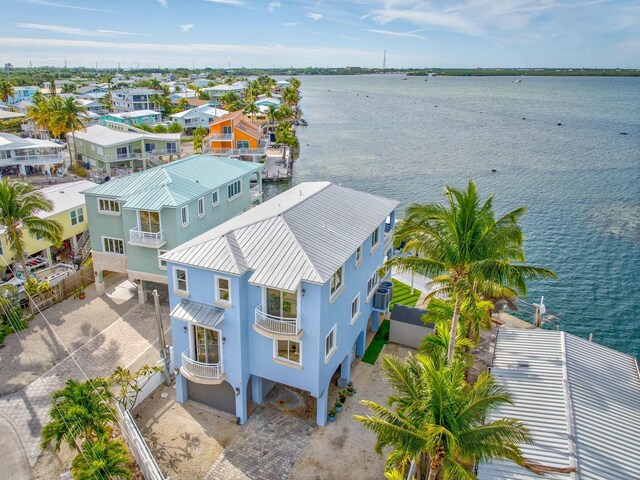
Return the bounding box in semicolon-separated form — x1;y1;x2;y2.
1;0;638;68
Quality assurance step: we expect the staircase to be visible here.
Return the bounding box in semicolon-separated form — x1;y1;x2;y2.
74;230;92;264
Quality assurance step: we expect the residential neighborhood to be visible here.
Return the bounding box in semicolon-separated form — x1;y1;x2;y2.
0;61;638;480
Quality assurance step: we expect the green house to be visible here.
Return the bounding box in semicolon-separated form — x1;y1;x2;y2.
82;154;263;302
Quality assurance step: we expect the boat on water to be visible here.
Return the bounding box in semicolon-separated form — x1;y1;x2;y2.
514;79;522;83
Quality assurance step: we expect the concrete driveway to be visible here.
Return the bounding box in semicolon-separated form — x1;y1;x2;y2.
0;273;171;477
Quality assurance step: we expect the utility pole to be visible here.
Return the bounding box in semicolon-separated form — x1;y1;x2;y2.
383;50;386;72
152;289;171;386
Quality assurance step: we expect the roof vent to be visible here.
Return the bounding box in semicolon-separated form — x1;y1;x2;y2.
517;362;530;368
299;189;303;196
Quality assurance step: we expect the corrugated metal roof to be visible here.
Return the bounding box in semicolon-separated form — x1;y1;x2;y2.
477;328;640;480
83;155;262;210
162;182;399;292
170;299;224;328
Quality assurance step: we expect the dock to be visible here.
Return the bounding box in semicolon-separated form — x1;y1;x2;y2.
262;147;293;182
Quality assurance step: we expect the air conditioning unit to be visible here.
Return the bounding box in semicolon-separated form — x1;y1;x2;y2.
374;287;391;310
380;281;394;299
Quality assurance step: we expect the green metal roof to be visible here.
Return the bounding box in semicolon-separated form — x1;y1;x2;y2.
83;154;263;210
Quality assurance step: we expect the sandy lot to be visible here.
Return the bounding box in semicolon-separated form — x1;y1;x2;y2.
133;384;241;480
290;343;411;480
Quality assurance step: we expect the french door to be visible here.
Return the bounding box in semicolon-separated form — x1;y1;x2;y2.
194;326;220;364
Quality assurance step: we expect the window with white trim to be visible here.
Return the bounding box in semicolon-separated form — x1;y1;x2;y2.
197;197;205;217
351;293;361;324
212;190;219;206
227;180;241;200
367;272;380;299
98;198;120;214
70;208;84;225
174;268;188;293
103;237;125;255
216;277;231;303
355;245;362;266
371;227;380;249
329;265;344;299
158;250;167;270
181;205;189;227
275;339;300;365
325;325;337;361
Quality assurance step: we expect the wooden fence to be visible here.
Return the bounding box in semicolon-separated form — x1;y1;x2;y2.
27;264;95;313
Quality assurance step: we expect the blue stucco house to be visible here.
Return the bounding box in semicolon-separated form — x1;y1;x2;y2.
162;182;398;426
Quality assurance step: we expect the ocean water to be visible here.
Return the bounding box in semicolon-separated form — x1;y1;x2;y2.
265;74;640;358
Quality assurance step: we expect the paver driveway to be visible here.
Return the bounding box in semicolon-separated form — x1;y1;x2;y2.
204;406;316;480
0;276;171;470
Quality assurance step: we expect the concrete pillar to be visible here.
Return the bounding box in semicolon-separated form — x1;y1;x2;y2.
316;385;329;427
176;372;187;403
95;269;106;295
251;375;263;404
44;246;53;266
356;330;366;357
235;380;248;425
372;311;381;333
137;280;147;305
339;354;351;386
70;234;78;254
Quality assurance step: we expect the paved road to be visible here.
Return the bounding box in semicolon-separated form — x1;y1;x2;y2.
0;277;171;472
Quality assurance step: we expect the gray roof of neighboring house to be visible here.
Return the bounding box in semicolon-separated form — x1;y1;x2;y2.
0;110;25;120
170;299;224;328
83;154;262;210
0;133;63;150
477;328;640;480
36;180;95;217
70;125;180;147
390;304;432;328
162;182;399;292
108;109;161;119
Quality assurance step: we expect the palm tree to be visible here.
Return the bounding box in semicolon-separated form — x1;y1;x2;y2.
99;93;114;113
148;78;162;91
0;80;14;105
388;181;556;365
282;86;300;109
219;91;241;110
0;180;63;278
51;97;87;165
266;104;280;126
244;102;259;122
422;296;493;346
41;378;115;454
275;125;299;163
287;77;301;90
356;354;531;480
71;437;133;480
278;104;294;121
61;83;77;94
419;319;475;368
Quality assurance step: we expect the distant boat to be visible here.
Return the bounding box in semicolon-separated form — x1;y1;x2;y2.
514;79;522;83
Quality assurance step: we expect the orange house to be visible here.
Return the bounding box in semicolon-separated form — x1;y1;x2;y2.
206;110;266;160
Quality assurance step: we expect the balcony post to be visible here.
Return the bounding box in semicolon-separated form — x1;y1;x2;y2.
316;383;329;427
251;376;263;404
235;379;248;425
176;371;188;403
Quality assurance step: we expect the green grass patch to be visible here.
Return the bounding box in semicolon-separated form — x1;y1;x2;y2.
390;279;421;309
361;280;422;365
362;320;390;364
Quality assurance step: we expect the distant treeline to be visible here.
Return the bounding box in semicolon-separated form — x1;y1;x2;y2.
1;66;638;86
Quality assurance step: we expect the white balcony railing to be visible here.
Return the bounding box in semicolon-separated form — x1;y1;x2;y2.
104;153;145;163
129;228;164;246
250;185;261;202
181;351;224;381
206;134;234;142
147;147;181;157
12;153;67;165
255;305;301;336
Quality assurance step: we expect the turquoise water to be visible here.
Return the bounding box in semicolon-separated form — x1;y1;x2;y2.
265;74;640;358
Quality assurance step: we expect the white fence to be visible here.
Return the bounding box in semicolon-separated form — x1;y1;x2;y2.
116;353;173;479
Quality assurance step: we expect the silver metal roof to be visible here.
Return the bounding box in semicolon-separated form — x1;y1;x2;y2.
477;328;640;480
162;182;399;292
170;299;224;328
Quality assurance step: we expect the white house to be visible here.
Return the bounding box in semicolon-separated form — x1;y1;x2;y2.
169;106;228;133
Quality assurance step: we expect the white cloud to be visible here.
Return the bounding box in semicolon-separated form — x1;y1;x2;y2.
22;0;112;12
16;23;137;37
268;1;281;12
180;24;194;32
206;0;244;5
307;12;323;20
156;0;168;8
281;22;299;27
368;28;425;39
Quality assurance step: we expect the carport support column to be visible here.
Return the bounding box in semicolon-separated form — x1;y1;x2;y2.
251;376;263;404
339;354;351;386
235;381;248;425
137;280;147;304
372;310;381;333
316;386;329;427
95;269;105;295
356;329;366;357
176;373;187;403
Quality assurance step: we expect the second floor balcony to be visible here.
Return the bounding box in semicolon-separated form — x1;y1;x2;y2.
254;305;303;338
180;350;225;385
129;227;165;247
